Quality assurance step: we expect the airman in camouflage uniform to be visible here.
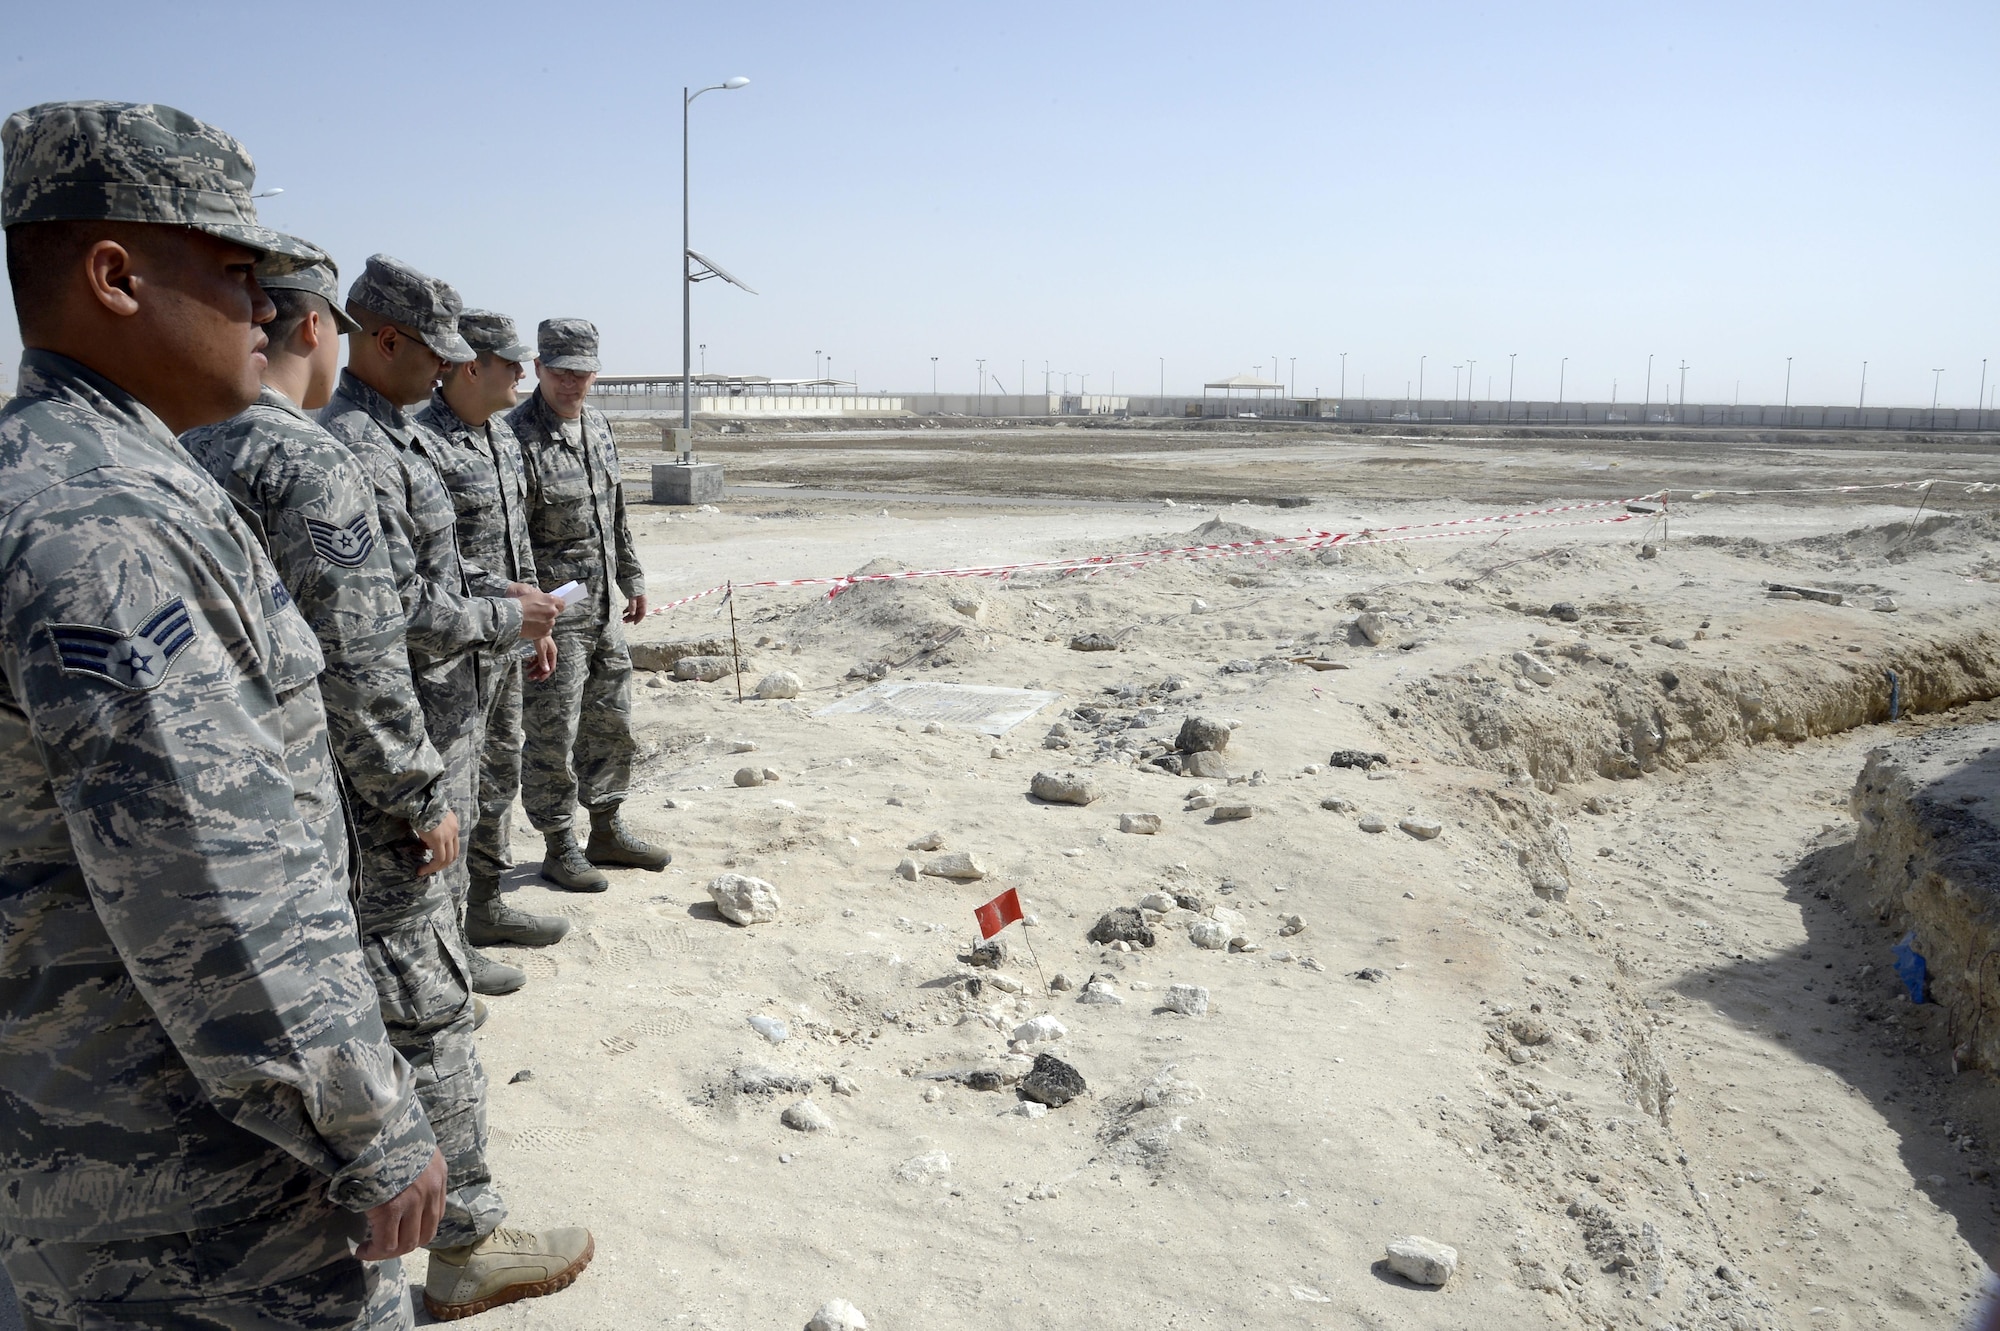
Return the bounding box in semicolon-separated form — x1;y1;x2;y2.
417;312;569;954
181;256;459;917
317;258;587;1320
0;100;442;1329
508;319;670;889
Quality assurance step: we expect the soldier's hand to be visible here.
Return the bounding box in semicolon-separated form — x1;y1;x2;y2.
414;810;460;877
511;583;561;639
623;593;648;624
528;634;558;682
358;1148;446;1261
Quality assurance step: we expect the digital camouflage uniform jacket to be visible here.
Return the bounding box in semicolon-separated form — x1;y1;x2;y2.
319;370;521;744
0;351;435;1241
416;390;536;590
181;385;448;834
505;390;644;613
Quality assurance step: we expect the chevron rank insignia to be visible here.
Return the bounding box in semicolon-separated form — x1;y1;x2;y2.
46;597;196;692
305;513;375;567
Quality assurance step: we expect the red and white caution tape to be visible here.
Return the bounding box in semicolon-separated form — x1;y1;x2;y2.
642;489;1670;617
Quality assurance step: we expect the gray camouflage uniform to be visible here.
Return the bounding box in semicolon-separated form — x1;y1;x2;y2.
0;101;428;1330
507;328;645;831
318;263;523;1252
415;324;537;897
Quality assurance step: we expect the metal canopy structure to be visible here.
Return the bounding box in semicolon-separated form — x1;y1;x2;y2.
1203;372;1286;404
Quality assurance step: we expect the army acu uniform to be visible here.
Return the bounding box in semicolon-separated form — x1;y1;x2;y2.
415;311;568;952
0;102;431;1329
508;318;669;889
318;258;590;1318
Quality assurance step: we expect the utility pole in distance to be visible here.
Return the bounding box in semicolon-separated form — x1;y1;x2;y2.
1859;361;1867;410
930;356;938;394
1678;360;1688;415
1507;352;1516;405
1340;351;1347;399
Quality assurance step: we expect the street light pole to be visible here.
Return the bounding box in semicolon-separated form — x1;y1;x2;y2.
1979;358;1988;430
1678;360;1688;413
1340;351;1347;399
1507;352;1515;406
930;357;938;394
1859;361;1867;411
1932;368;1945;429
683;75;750;433
1644;353;1653;410
1418;355;1426;411
1558;357;1567;410
1159;356;1164;399
1783;357;1792;412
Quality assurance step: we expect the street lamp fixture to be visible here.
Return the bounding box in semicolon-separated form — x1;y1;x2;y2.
681;75;753;437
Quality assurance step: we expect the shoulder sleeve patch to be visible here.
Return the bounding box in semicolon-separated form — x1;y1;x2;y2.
45;597;197;692
305;513;376;568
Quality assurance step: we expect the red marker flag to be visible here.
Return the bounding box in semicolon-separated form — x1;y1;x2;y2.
974;887;1024;940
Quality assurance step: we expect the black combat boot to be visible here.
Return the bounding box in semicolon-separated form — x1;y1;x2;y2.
584;806;671;870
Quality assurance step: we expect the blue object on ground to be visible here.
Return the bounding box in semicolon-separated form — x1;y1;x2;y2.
1892;931;1928;1005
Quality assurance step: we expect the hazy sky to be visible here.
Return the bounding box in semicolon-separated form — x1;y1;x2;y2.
3;1;1994;407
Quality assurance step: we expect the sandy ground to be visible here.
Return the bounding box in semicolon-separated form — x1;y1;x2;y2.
7;424;1999;1330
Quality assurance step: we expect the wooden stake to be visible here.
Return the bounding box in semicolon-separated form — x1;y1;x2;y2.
726;581;744;703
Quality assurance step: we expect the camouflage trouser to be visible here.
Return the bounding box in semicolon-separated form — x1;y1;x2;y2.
469;651;522;895
0;1163;410;1329
352;731;503;1251
521;600;635;832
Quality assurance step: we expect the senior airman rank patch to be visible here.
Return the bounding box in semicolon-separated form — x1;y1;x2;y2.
46;597;196;692
305;513;375;567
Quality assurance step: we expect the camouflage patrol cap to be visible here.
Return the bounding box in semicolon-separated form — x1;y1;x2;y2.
537;317;600;372
346;253;474;363
459;309;535;363
257;255;362;334
0;100;323;273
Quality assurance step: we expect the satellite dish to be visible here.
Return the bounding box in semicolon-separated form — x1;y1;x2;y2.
687;249;757;295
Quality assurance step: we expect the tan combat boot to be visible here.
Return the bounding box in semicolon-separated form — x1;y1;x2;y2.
466;876;571;946
540;828;608;892
584;805;671;870
424;1225;594;1320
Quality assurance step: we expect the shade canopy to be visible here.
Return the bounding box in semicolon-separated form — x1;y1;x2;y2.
1204;373;1285;391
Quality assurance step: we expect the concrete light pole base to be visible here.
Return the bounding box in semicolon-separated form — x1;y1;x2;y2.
652;461;724;505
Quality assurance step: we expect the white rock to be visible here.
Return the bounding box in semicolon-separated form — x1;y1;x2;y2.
1188;919;1235;950
1185;783;1218;798
748;1014;790;1043
1142;1067;1205;1107
1873;595;1899;613
895;1151;952;1184
1385;1235;1459;1286
806;1299;868;1331
922;851;988;881
1164;983;1210;1016
1185;795;1218;810
1355;611;1389;645
1077;981;1123;1006
1357;813;1387;833
906;829;946;851
1512;650;1557;686
1012;1015;1068;1044
1118;812;1163;835
1398;816;1443;840
1136;891;1177;913
755;671;801;700
894;857;919;880
734;766;765;787
781;1098;833;1132
1010;1100;1049;1119
729;739;758;753
709;874;781;926
1209;905;1245;926
923;721;945;735
987;972;1024;994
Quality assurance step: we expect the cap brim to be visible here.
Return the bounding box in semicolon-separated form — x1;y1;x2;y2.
421;328;477;365
197;223;325;275
327;303;364;335
540;355;601;372
489;341;536;363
